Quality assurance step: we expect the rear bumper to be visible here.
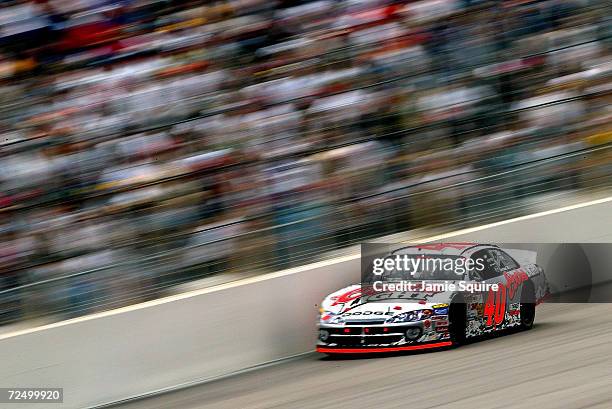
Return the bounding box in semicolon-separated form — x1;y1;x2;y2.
316;341;452;354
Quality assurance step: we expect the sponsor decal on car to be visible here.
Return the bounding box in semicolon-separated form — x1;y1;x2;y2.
505;270;529;299
342;311;394;316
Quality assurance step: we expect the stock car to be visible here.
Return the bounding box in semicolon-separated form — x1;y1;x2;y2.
316;243;550;354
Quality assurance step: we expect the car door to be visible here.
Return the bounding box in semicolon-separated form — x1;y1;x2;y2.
494;249;531;322
469;248;517;333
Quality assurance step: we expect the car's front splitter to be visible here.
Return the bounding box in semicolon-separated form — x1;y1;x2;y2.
316;341;453;354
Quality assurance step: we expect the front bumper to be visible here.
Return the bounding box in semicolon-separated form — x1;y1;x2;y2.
317;319;451;354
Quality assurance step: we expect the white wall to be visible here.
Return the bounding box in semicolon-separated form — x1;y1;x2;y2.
1;197;611;409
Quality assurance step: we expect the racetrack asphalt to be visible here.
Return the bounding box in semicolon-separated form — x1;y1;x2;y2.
112;303;612;409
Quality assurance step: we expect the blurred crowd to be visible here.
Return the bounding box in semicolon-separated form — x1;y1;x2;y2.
0;0;611;323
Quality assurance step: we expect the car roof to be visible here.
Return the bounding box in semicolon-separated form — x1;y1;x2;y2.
391;243;499;257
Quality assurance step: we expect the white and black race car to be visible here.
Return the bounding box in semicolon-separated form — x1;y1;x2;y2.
317;243;550;354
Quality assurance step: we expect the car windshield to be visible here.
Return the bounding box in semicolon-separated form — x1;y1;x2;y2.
365;254;468;282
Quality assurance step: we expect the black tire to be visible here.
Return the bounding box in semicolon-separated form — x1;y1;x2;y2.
520;282;536;330
449;298;467;346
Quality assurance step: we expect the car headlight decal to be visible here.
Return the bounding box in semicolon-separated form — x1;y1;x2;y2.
385;309;432;323
329;315;345;324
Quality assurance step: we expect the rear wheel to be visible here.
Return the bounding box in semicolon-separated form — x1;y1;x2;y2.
520;282;536;330
449;298;467;346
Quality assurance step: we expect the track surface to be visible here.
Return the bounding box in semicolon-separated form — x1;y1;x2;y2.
115;304;612;409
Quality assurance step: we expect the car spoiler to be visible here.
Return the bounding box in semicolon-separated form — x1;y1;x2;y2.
502;248;538;267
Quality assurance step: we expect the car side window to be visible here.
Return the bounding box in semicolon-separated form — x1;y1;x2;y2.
493;249;520;272
470;249;500;281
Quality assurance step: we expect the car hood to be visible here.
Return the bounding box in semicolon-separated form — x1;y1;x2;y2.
320;284;454;319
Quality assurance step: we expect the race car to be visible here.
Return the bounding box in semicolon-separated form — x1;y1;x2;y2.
316;243;550;354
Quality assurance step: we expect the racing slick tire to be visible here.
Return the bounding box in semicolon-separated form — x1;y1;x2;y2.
448;297;467;346
520;281;536;330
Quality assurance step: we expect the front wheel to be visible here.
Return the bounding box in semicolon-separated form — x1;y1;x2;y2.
449;299;467;346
